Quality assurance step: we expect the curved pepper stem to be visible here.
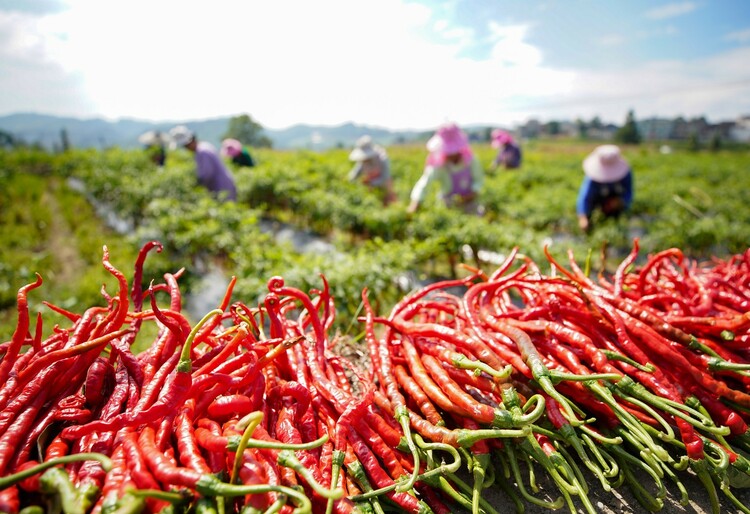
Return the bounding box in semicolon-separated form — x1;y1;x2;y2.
351;435;462;502
393;404;421;494
0;453;113;489
277;450;344;500
195;477;312;513
452;354;512;381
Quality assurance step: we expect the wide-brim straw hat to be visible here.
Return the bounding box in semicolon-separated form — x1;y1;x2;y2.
426;123;469;155
583;145;630;182
349;135;378;161
168;125;195;149
138;130;169;146
221;138;243;158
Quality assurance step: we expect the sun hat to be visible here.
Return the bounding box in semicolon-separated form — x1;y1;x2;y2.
168;125;195;149
491;129;514;148
221;138;243;158
426;123;469;155
138;130;168;146
349;135;379;161
582;145;630;183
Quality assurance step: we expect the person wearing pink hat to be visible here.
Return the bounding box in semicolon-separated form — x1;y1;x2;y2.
489;129;522;170
221;138;256;167
576;144;634;232
407;123;484;215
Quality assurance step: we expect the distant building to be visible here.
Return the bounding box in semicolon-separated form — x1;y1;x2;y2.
588;124;617;140
637;118;675;141
730;115;750;143
519;119;542;139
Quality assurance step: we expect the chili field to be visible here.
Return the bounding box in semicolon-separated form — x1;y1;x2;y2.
1;142;750;513
2;141;749;341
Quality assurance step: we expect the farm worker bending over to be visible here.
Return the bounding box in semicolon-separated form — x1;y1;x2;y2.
169;126;238;202
221;138;256;168
576;144;633;232
407;123;484;215
138;130;168;168
348;135;397;206
489;129;522;170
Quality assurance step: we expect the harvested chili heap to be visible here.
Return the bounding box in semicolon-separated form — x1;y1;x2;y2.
1;240;750;514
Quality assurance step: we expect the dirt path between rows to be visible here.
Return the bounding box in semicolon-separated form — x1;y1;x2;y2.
43;179;87;286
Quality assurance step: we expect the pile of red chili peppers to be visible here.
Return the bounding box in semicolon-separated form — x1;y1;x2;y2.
1;240;749;514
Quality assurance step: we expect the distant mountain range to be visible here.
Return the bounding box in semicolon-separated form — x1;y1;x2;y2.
0;113;437;151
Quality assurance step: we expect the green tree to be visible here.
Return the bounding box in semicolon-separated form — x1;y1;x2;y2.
223;114;273;148
687;131;701;152
575;118;588;139
0;130;17;149
615;110;641;145
545;121;561;136
60;128;71;152
709;133;722;152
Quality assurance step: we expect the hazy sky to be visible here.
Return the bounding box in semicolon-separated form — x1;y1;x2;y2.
2;0;749;130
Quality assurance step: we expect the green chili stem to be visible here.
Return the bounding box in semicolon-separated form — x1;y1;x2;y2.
600;350;655;372
505;441;565;509
0;453;113;489
278;450;344;500
452;354;512;381
691;458;720;514
126;488;193;504
393;405;420;493
351;436;461;502
231;411;265;485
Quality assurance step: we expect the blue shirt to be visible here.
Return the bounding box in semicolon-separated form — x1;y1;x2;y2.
576;171;633;217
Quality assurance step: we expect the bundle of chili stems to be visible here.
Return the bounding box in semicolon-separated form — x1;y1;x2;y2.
1;240;749;514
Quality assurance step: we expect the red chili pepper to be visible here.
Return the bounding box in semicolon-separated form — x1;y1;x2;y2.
130;241;162;313
393;364;444;426
0;484;20;514
175;404;212;474
0;384;49;475
15;460;42;493
346;426;422;513
267;276;327;365
420;353;497;424
207;394;255;422
690;386;748;436
84;357;115;410
121;430;171;512
0;275;43;388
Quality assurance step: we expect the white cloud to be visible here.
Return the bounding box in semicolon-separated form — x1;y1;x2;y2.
598;34;625;46
725;28;750;43
644;2;698;20
486;23;543;67
0;0;746;130
537;47;750;123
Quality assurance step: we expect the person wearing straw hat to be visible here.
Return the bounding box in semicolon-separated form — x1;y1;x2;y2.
221;138;256;168
169;125;238;202
138;130;168;167
489;129;522;171
576;144;633;232
348;135;396;206
407;123;484;215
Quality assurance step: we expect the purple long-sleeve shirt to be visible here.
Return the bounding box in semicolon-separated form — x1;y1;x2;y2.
195;142;237;201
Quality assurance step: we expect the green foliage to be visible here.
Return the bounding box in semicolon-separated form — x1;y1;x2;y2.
615;110;642;145
223;114;272;148
2;142;749;340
